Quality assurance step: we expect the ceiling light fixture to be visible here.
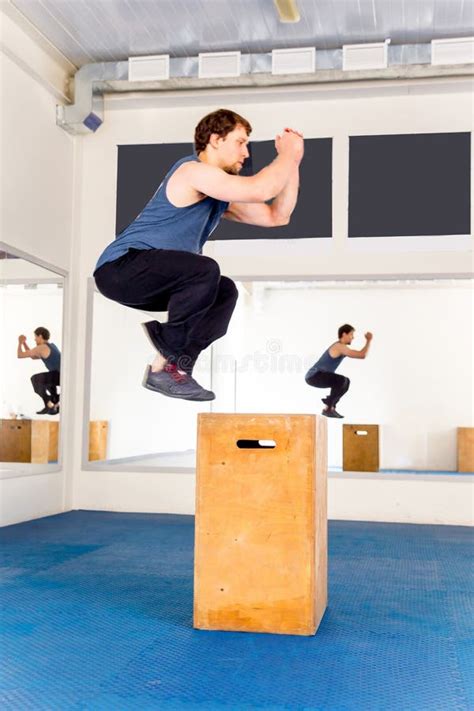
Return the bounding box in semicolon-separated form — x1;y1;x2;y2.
274;0;300;23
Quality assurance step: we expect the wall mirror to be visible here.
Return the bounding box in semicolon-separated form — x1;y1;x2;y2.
85;276;472;473
0;247;65;477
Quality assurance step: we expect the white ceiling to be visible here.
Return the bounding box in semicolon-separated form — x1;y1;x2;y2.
10;0;474;69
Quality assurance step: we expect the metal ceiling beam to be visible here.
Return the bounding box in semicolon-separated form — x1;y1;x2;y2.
56;53;474;135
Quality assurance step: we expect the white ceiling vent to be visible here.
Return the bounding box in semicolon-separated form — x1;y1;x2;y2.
431;37;474;66
343;41;390;71
272;47;315;75
198;52;241;78
128;55;169;81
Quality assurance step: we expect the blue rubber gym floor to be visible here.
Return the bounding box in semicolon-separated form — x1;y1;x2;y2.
0;512;472;710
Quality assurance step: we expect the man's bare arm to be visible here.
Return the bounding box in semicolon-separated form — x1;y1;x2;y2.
337;333;373;359
17;336;27;359
183;131;302;204
17;348;43;359
17;337;47;360
225;164;300;227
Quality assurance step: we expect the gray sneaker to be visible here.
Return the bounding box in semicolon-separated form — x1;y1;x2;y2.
322;406;344;419
142;365;215;401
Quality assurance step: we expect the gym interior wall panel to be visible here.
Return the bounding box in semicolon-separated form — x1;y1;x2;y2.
348;132;471;238
115;142;193;236
213;138;332;240
115;138;332;240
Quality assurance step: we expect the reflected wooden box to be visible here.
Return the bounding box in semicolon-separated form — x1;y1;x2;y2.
0;419;32;462
0;419;108;463
0;419;59;463
32;421;59;463
343;424;379;472
457;428;474;472
89;421;109;461
194;413;328;636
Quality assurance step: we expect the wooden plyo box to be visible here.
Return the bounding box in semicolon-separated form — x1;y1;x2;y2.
0;419;32;462
88;421;109;461
0;419;59;463
0;419;108;463
194;413;328;636
457;428;474;472
343;424;379;472
31;421;59;463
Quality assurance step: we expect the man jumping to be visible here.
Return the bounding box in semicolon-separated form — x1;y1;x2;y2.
17;327;61;415
94;108;303;401
305;324;373;418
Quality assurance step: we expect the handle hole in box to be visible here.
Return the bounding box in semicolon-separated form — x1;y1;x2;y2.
236;439;276;449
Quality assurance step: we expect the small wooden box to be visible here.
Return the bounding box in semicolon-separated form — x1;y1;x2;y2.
0;419;59;463
343;424;379;472
31;421;59;463
457;428;474;472
88;421;109;461
194;413;328;636
0;419;108;464
0;419;32;462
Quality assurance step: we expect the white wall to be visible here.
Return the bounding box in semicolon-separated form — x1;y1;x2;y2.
76;469;473;526
0;471;64;527
0;17;75;526
71;79;473;524
0;51;74;270
329;472;473;526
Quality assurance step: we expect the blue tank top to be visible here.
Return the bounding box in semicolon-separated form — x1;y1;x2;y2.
94;155;229;271
306;343;345;380
41;343;61;372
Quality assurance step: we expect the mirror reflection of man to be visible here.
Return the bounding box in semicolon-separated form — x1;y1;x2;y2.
305;324;373;418
17;327;61;415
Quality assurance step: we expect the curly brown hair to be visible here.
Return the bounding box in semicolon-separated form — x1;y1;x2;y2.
194;108;252;154
338;324;355;339
34;327;50;341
